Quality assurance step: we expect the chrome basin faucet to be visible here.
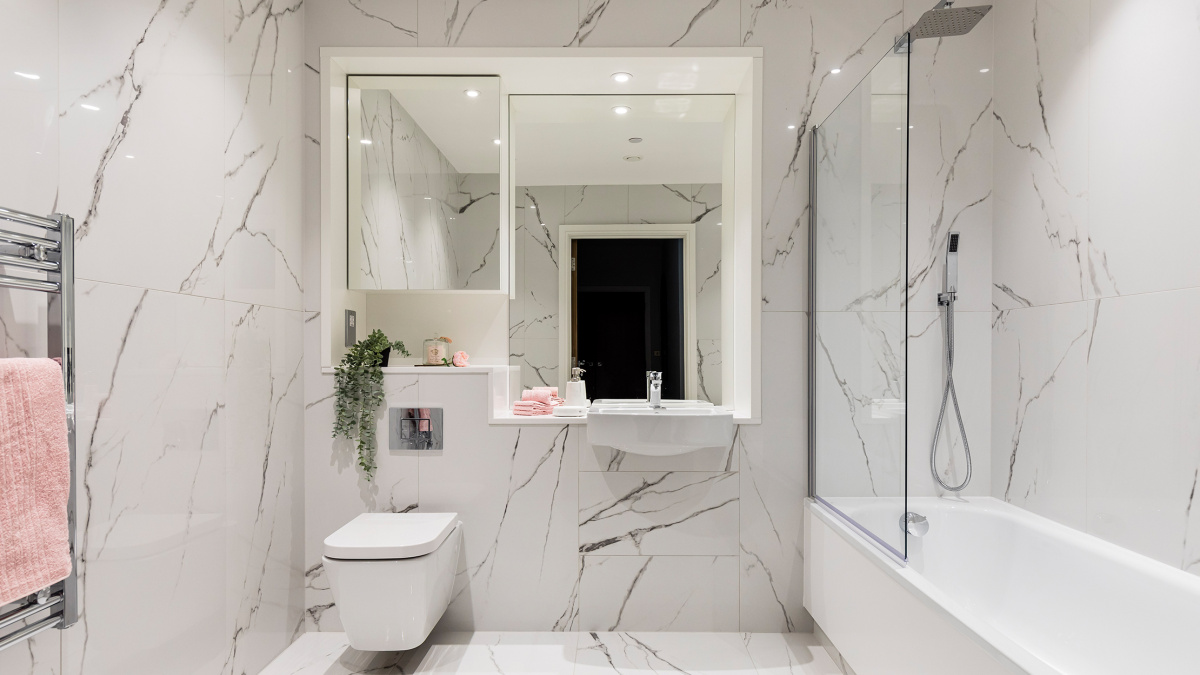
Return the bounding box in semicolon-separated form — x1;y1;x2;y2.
646;371;663;409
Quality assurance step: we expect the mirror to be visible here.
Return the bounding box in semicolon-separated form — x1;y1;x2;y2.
509;94;732;403
347;76;501;291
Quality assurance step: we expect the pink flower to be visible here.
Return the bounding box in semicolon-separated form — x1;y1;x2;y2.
452;350;470;367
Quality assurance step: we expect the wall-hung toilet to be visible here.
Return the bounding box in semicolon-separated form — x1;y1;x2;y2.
323;512;462;651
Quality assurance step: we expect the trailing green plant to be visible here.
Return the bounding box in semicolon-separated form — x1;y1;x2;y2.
333;329;410;479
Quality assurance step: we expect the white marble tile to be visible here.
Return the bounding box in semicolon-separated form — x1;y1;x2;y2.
579;471;738;556
521;187;562;341
811;311;905;504
405;632;580;674
303;0;417;67
417;0;580;47
991;0;1091;309
628;184;693;224
517;338;559;392
222;302;305;675
66;282;228;675
744;633;843;675
751;0;906;310
258;631;412;674
907;310;991;498
0;0;58;217
739;312;807;632
59;0;226;297
569;0;740;47
578;425;737;473
1085;290;1200;573
991;302;1089;529
0;630;60;675
906;10;994;314
1088;0;1200;299
418;374;580;630
575;631;757;674
578;556;739;632
563;185;628;225
696;339;722;405
694;184;723;343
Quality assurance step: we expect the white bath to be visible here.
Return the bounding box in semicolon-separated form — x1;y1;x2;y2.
805;497;1200;675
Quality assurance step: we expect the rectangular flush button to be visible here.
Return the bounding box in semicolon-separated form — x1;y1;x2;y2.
389;407;443;450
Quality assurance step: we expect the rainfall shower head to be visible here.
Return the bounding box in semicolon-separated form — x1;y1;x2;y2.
945;232;960;295
909;2;992;41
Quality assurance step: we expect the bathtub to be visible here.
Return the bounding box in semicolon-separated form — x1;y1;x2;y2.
804;496;1200;675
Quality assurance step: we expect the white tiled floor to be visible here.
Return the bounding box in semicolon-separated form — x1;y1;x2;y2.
260;631;843;675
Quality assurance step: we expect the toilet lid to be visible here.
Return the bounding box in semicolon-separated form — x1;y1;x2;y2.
324;512;459;560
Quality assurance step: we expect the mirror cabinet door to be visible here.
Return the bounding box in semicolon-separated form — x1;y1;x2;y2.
347;75;501;291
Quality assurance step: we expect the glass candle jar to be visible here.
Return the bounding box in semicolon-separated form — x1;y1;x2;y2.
423;338;450;365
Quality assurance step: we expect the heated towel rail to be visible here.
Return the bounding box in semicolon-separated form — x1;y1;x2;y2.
0;205;77;653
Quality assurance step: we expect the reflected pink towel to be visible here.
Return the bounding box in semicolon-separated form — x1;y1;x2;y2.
0;359;71;606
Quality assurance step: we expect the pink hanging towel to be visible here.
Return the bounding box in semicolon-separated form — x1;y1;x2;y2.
0;358;70;606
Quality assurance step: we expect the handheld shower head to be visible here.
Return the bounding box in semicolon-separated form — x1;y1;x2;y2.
945;232;960;295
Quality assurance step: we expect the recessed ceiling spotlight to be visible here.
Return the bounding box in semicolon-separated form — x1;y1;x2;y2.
465;89;480;98
493;138;502;145
612;105;631;115
628;137;643;143
360;138;372;145
611;72;632;83
81;104;100;111
830;68;842;74
13;71;39;80
623;155;642;162
979;68;990;73
787;124;796;130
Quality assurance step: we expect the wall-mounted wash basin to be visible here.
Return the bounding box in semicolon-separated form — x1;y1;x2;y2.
587;400;734;456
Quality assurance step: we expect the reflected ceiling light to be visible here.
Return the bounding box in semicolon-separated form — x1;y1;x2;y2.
628;137;643;143
612;105;631;115
623;155;642;162
787;124;796;130
830;68;842;74
611;72;632;83
360;138;372;145
493;138;502;145
423;196;432;200
124;155;134;159
529;204;536;210
464;89;480;98
979;68;990;73
81;104;100;111
14;71;39;80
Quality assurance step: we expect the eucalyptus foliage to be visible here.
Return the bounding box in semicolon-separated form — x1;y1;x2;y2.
333;329;410;479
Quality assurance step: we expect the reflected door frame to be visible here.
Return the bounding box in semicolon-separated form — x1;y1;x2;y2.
558;224;697;399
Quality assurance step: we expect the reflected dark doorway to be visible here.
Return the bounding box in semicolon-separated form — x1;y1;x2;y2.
573;238;684;400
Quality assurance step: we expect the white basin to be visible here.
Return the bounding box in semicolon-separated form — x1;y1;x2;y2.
586;399;734;456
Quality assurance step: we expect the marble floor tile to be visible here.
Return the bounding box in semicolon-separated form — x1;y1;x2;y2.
575;632;757;674
578;556;740;632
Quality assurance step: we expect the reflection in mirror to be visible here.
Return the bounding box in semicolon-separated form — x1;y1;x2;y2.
509;95;731;403
347;76;501;290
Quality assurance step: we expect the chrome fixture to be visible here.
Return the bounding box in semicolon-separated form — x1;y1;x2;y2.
646;371;663;409
901;512;929;538
389;407;443;450
909;2;992;41
0;205;78;654
930;232;972;492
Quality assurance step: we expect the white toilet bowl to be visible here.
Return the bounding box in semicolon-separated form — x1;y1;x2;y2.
323;512;462;651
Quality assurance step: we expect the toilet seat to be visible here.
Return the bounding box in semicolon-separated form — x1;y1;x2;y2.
324;512;458;560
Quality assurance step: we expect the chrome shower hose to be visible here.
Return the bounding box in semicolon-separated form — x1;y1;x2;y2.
930;296;972;492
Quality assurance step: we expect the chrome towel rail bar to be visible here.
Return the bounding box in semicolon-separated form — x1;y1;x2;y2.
0;206;60;231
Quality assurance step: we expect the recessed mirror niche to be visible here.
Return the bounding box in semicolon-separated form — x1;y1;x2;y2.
509;95;732;403
347;75;501;291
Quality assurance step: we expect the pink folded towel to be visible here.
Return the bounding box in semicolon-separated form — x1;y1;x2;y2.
522;389;552;404
0;359;71;606
533;386;558;397
513;399;556;416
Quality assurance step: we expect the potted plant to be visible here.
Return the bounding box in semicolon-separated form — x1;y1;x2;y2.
333;329;410;479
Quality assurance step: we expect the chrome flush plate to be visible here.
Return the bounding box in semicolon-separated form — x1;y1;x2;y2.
389;407;443;450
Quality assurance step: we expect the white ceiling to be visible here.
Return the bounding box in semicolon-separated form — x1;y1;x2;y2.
512;94;732;186
350;75;501;175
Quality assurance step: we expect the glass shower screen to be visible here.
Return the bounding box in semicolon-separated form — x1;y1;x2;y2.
810;47;909;559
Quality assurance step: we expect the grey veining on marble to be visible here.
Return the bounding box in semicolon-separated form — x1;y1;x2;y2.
352;89;500;290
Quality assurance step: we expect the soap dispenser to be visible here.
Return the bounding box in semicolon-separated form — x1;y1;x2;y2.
554;367;589;417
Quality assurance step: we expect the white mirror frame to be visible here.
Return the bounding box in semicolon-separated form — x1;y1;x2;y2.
320;47;762;423
557;224;698;399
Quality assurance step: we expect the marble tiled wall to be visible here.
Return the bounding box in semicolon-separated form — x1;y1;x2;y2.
510;184;722;401
353;89;500;290
991;0;1200;576
0;1;306;674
